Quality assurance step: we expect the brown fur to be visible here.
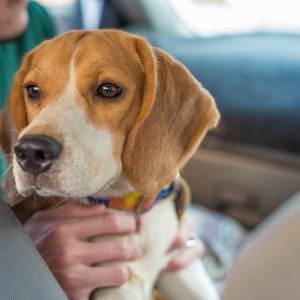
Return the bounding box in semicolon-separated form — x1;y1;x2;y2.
0;30;219;222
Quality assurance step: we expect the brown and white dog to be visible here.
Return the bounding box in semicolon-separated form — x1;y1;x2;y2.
0;30;219;300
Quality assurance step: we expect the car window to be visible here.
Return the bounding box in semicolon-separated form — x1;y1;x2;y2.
168;0;300;36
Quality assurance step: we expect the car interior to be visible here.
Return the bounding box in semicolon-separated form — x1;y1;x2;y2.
1;0;300;299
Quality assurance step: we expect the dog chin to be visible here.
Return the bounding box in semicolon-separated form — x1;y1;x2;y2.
34;187;61;197
18;188;34;197
16;186;57;198
34;185;99;199
16;182;69;198
15;169;121;199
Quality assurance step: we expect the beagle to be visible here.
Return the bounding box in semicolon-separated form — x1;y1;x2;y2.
0;30;220;300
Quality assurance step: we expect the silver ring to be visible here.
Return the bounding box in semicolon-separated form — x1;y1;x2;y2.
185;233;200;248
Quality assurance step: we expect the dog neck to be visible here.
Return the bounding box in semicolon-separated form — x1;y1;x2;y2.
10;174;187;223
85;173;187;217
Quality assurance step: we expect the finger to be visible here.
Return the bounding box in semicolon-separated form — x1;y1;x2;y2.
70;212;138;239
31;203;106;221
164;243;205;272
78;238;144;264
168;218;196;252
53;265;129;297
86;265;130;288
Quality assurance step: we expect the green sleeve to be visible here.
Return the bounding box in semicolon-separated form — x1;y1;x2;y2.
0;1;57;108
24;1;58;44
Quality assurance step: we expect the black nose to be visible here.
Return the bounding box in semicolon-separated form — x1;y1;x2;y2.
14;135;61;175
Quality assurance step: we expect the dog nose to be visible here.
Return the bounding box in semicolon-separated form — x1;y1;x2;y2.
14;135;61;175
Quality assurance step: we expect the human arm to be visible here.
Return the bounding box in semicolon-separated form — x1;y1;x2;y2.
24;204;204;299
164;217;205;272
24;203;143;300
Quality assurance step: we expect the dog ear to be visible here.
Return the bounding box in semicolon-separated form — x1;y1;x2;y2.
0;52;32;204
10;53;32;133
0;51;32;154
0;102;14;158
123;38;220;196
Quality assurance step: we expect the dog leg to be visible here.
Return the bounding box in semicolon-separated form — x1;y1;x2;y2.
156;259;220;300
92;199;178;300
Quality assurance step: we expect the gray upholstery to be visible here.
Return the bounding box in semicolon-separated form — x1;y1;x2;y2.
0;199;67;300
153;33;300;155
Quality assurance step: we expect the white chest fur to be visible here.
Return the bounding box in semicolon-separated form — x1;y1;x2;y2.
92;197;178;300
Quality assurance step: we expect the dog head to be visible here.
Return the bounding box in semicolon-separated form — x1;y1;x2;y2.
0;30;219;205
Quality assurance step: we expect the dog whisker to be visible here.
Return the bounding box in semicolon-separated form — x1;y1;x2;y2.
0;153;14;158
6;174;16;182
55;197;67;207
50;196;66;209
7;188;19;204
33;193;37;209
40;196;47;207
51;197;60;208
3;163;13;177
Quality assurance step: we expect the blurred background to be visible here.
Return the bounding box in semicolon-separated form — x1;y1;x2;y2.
34;0;300;290
37;0;300;35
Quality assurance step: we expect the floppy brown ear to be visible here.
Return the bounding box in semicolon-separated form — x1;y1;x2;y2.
0;102;13;158
0;51;32;154
10;53;32;132
123;38;220;196
0;52;31;152
0;52;31;203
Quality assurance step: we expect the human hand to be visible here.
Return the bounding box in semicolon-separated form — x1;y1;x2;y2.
164;217;205;272
24;203;143;300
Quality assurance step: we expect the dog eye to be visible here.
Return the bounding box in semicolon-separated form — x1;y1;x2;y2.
96;84;122;99
26;85;41;100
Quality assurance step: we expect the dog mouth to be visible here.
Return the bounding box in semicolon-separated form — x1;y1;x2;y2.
13;139;121;199
17;172;118;200
15;169;73;198
18;182;70;198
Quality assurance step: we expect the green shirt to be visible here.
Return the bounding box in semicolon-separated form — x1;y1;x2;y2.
0;1;57;189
